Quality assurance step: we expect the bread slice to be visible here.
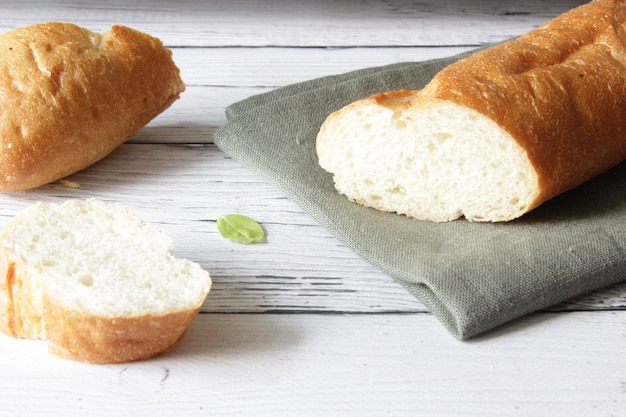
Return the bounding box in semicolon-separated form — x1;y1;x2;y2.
0;199;211;363
316;0;626;222
0;22;185;191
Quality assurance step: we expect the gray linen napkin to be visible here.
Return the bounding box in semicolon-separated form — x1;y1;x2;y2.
213;49;626;339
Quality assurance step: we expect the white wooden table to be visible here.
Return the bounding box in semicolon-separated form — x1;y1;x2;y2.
2;1;626;416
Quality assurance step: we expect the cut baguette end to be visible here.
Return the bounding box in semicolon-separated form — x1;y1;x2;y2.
316;93;541;222
0;23;186;192
0;199;212;363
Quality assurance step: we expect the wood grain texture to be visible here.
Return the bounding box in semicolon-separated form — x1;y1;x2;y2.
0;1;624;416
1;143;623;314
0;144;424;313
0;0;586;47
134;48;478;144
1;312;625;417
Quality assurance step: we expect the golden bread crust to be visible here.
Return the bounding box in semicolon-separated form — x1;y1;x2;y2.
0;22;185;191
0;199;211;363
0;257;44;339
44;297;200;364
425;0;626;206
345;0;626;219
0;253;204;364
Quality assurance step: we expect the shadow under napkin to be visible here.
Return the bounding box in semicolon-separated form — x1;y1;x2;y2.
213;49;626;339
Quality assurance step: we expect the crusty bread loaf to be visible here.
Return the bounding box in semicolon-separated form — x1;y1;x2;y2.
0;199;211;363
317;0;626;222
0;22;185;192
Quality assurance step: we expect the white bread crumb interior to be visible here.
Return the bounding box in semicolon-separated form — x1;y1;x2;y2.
1;199;211;318
317;98;540;222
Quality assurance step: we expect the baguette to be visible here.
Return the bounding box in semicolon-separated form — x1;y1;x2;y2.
316;0;626;222
0;22;185;191
0;199;212;363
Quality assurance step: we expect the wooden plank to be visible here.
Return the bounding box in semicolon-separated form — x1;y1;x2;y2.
0;1;623;416
0;143;424;314
134;85;253;144
1;143;624;314
175;46;475;88
134;47;476;144
1;311;624;417
0;0;586;47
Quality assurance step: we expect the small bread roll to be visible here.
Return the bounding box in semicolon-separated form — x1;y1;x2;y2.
0;23;185;191
0;199;211;363
316;0;626;222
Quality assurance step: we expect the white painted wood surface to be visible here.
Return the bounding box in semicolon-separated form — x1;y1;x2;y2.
1;1;624;416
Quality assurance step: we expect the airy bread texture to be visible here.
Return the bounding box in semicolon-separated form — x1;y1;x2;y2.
0;22;185;191
0;199;212;363
317;0;626;222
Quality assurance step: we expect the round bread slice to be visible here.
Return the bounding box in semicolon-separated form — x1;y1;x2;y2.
0;199;211;363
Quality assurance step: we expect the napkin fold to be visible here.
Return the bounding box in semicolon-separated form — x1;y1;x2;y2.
214;49;626;339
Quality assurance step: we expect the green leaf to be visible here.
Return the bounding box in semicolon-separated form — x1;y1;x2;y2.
216;214;265;244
